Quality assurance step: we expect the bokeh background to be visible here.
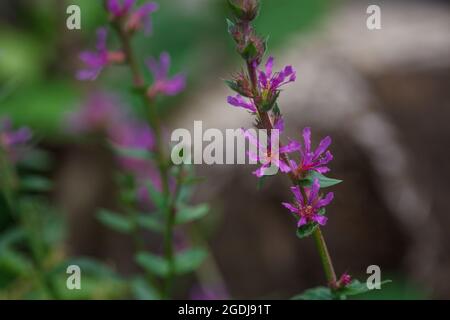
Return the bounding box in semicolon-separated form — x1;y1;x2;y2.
0;0;449;299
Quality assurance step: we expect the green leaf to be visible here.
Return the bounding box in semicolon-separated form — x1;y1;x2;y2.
20;175;53;192
226;18;235;35
299;171;342;188
224;79;245;96
97;209;133;234
19;149;52;171
136;252;169;278
296;222;318;239
0;250;33;276
131;277;160;300
174;248;207;275
272;103;281;116
338;279;392;298
136;214;164;233
176;204;209;225
49;258;119;279
291;286;334;300
145;182;166;210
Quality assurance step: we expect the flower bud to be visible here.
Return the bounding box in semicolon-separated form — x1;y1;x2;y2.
228;0;260;22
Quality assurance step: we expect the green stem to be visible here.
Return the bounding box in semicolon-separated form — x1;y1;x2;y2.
313;228;337;285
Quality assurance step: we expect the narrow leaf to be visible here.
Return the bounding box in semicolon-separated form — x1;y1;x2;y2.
97;209;133;234
176;204;209;225
136;252;169;278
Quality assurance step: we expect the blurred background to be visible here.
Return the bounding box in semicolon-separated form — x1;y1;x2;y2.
0;0;449;299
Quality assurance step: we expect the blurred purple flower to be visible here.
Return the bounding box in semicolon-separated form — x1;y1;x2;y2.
77;28;125;81
107;0;159;35
0;117;32;163
227;94;257;113
107;0;135;17
126;2;159;35
146;52;185;98
67;92;129;134
282;179;333;227
289;127;333;175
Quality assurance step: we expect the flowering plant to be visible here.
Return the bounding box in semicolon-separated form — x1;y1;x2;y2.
225;0;389;299
73;0;211;299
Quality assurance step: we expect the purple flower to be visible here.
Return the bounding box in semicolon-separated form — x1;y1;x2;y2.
289;127;333;176
110;121;155;152
0;117;32;162
282;178;333;227
227;94;257;113
337;273;352;287
126;2;159;35
146;52;185;98
67;92;129;134
257;56;296;95
242;127;297;177
77;28;125;81
107;0;158;35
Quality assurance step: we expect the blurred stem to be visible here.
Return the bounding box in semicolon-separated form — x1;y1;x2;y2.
246;60;338;288
115;23;178;299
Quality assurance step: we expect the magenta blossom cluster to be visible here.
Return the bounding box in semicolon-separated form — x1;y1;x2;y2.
0;118;32;163
282;179;334;227
227;56;295;113
288;127;333;177
242;120;300;177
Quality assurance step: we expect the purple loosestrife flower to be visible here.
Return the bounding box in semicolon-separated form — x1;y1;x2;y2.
146;52;185;98
77;28;125;81
257;56;296;98
242;127;297;177
289;127;333;176
282;179;334;227
0;118;32;163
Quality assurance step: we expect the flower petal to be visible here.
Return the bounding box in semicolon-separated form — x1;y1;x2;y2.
290;186;303;203
302;127;311;154
282;202;297;213
280;140;301;153
313;214;328;226
297;217;307;227
314;136;331;159
308;178;320;205
316;192;334;208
